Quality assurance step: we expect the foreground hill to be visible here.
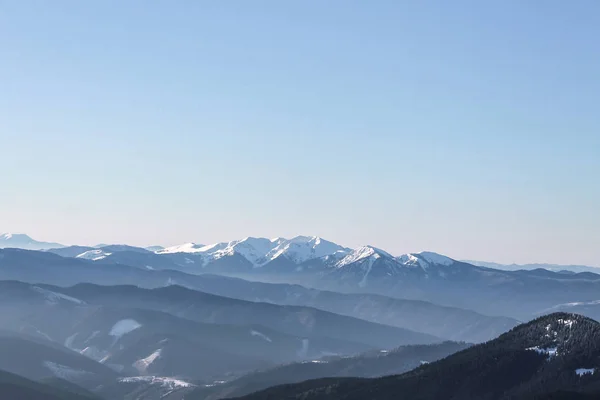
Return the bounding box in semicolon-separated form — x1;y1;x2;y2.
236;313;600;400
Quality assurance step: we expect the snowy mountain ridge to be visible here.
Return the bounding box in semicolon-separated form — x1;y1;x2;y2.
158;236;353;267
335;246;392;268
156;237;458;274
2;232;462;274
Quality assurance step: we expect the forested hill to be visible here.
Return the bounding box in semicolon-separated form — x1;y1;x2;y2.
236;313;600;400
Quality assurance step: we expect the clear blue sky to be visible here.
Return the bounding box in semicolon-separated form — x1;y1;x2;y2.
1;1;599;265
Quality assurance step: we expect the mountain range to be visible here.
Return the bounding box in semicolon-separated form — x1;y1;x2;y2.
4;238;600;321
5;232;597;277
0;234;600;400
2;232;600;399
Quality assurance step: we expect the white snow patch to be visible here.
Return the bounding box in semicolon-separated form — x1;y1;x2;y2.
576;368;595;376
118;376;194;389
397;254;427;268
109;319;142;339
250;330;272;343
358;256;378;288
157;242;206;254
203;380;227;388
100;354;111;364
80;346;108;362
558;318;576;329
32;286;84;305
43;361;91;381
420;360;430;365
158;236;348;267
527;346;558;358
336;246;390;269
133;349;162;373
264;236;348;266
416;252;454;266
76;249;111;261
397;252;454;269
64;333;78;350
216;237;283;266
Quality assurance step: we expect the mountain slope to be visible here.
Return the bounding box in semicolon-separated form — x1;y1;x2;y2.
0;332;119;391
0;233;64;250
0;281;394;383
52;283;441;349
0;369;98;400
169;274;519;343
46;246;96;258
98;244;151;254
237;313;600;400
189;342;469;400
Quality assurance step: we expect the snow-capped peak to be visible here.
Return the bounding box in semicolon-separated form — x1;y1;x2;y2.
154;236;349;267
335;245;392;268
264;235;350;265
397;253;423;267
211;237;284;266
156;243;205;254
398;251;455;269
1;233;31;241
417;251;455;266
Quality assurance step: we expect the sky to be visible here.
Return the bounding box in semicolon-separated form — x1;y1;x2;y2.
1;1;599;265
